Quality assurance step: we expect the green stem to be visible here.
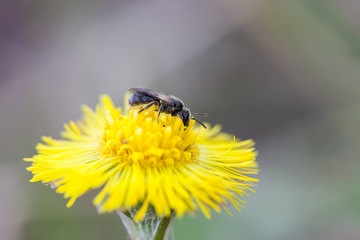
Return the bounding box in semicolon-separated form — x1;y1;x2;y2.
117;204;175;240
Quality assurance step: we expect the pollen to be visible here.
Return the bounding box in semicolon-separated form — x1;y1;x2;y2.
100;107;199;168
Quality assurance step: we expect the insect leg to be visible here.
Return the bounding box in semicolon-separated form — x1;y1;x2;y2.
157;103;165;123
138;101;157;113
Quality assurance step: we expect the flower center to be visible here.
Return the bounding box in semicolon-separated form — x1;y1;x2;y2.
100;107;200;168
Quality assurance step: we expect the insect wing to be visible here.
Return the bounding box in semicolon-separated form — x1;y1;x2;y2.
128;88;172;104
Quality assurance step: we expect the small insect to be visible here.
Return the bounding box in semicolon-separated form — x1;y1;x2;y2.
128;87;207;128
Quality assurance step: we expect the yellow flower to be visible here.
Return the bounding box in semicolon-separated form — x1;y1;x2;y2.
25;95;258;221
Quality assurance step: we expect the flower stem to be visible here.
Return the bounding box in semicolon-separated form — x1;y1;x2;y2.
118;204;175;240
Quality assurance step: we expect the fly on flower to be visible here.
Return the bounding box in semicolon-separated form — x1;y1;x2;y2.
25;91;259;222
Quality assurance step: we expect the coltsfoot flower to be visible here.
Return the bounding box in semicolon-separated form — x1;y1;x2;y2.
25;94;258;221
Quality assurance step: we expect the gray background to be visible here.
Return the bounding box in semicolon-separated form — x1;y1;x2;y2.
1;0;360;239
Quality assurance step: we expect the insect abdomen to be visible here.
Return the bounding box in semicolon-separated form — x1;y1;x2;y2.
128;94;157;106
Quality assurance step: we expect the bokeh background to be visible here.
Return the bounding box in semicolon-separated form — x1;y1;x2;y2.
1;0;360;239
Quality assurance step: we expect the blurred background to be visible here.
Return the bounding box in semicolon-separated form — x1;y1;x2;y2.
1;0;360;239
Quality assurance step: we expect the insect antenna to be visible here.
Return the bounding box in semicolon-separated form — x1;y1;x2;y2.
193;113;207;117
191;117;207;129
